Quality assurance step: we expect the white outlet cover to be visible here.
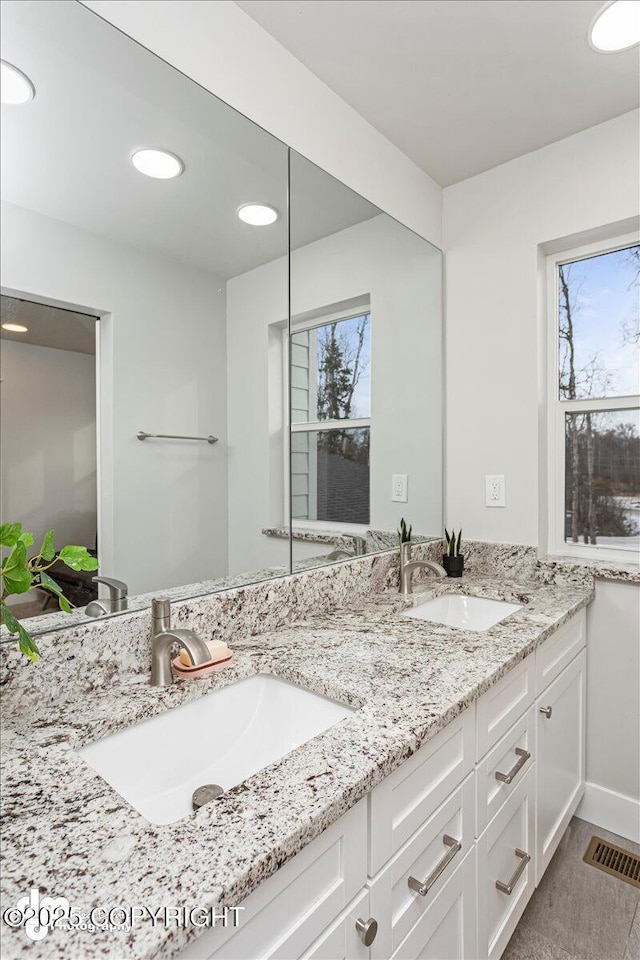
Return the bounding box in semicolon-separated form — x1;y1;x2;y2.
392;474;408;503
485;474;506;507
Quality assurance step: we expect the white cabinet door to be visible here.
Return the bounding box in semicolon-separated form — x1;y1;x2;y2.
536;649;586;884
389;849;477;960
369;776;475;960
369;707;474;875
535;610;585;695
176;800;367;960
477;765;535;960
476;656;535;760
303;890;371;960
476;706;535;837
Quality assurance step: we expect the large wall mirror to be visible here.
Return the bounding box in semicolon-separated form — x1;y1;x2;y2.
0;0;442;641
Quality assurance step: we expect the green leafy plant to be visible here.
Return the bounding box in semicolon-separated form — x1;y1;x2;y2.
398;518;412;544
444;527;462;557
1;522;98;661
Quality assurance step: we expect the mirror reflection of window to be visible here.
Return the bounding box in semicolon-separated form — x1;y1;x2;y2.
291;312;371;524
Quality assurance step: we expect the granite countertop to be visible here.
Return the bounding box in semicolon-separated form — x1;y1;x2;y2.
537;553;640;584
0;573;593;960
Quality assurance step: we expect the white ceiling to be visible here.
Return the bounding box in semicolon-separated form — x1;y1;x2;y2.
0;296;97;354
236;0;640;187
1;1;377;280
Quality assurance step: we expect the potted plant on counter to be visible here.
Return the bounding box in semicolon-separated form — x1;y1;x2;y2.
398;517;412;545
443;528;464;577
1;523;98;660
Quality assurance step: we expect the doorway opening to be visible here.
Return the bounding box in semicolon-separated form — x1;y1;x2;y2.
0;294;99;619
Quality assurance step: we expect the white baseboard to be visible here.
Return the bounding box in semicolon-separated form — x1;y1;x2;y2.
577;782;640;844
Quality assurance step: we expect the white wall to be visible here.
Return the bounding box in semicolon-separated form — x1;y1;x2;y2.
1;339;97;550
1;201;228;596
225;247;289;576
80;0;442;248
227;215;442;574
443;110;640;837
443;110;639;544
579;579;640;840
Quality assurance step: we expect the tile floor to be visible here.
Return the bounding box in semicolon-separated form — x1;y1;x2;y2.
502;817;640;960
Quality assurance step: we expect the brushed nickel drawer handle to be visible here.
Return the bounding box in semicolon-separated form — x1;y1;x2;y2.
495;747;531;784
355;917;378;946
496;848;531;895
408;834;462;896
539;705;553;719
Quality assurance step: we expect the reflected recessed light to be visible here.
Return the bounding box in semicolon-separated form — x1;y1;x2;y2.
1;60;36;104
131;148;184;179
237;203;279;226
2;323;28;333
590;1;640;52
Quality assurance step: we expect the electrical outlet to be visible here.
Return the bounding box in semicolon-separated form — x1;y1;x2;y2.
485;475;506;507
392;474;408;503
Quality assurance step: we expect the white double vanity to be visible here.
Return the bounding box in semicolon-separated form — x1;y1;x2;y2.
175;608;586;960
1;547;593;960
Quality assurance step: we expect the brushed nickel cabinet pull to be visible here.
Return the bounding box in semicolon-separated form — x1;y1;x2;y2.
539;705;553;718
495;747;531;784
496;848;531;894
355;917;378;946
408;834;462;896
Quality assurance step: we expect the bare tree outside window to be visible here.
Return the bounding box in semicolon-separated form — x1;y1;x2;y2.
558;245;640;549
291;313;371;524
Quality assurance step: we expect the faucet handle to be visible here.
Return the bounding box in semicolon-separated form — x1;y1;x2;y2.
92;576;128;600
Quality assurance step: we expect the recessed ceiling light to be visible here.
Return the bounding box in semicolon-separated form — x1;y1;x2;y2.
1;61;36;104
2;323;28;333
237;203;279;226
131;148;184;179
590;1;640;52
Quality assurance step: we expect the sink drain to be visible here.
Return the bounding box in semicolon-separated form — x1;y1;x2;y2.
192;784;225;810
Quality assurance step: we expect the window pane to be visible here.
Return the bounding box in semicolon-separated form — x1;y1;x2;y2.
291;313;371;423
291;427;370;524
564;409;640;550
558;245;639;400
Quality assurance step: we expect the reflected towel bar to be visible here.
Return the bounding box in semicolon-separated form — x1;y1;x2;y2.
137;431;218;444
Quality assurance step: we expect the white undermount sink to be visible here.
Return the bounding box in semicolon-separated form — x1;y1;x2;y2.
403;594;522;632
76;674;354;825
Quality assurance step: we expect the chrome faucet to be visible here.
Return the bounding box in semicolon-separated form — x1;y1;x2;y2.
326;535;367;561
150;598;211;687
85;576;129;618
399;541;447;594
326;547;355;561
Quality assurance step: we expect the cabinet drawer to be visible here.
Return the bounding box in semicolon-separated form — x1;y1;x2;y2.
536;610;585;695
476;655;534;760
369;775;475;960
385;849;477;960
303;890;370;960
176;800;367;960
369;706;474;875
476;706;535;836
477;765;535;960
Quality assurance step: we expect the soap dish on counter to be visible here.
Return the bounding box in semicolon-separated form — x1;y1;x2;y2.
171;654;233;679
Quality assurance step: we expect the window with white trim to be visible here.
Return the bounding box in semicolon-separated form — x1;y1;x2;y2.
547;236;639;561
290;311;371;525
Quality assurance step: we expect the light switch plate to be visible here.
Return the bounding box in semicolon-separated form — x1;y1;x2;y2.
392;474;408;503
485;475;506;507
